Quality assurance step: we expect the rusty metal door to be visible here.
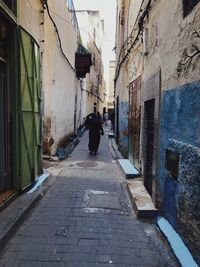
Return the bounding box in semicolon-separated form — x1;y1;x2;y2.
144;99;155;195
128;77;141;170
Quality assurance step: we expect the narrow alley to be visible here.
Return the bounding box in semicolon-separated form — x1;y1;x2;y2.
0;0;199;266
0;126;179;267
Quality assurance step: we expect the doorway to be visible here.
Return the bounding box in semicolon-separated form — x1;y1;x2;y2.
128;77;141;170
144;99;155;195
0;15;17;205
0;60;11;195
116;96;119;144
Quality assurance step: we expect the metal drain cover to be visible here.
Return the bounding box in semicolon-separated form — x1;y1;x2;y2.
77;161;98;167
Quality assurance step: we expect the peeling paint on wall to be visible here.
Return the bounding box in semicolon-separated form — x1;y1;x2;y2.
118;100;128;157
159;81;200;263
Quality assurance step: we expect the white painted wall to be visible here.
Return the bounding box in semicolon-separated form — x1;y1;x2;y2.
42;0;80;154
18;0;82;155
108;61;115;109
76;10;106;116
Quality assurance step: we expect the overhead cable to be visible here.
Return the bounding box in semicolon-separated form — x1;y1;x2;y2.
115;0;152;82
43;0;76;73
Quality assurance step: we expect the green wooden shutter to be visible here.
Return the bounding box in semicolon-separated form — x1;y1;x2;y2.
19;28;42;190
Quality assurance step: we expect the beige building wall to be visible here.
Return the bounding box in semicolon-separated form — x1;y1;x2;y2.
18;0;42;43
18;0;81;155
76;10;106;118
115;1;200;263
142;2;200;262
107;60;115;111
115;0;143;156
143;0;200;88
42;0;81;155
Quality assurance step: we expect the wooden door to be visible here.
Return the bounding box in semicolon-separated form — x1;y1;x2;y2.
128;77;141;170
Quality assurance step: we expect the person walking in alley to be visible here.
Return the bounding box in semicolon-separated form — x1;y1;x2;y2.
110;110;115;131
103;111;109;125
97;111;103;124
85;113;104;155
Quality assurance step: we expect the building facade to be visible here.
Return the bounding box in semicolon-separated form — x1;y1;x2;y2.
0;0;43;202
0;0;90;205
107;60;115;117
42;0;83;155
115;0;200;263
76;10;106;119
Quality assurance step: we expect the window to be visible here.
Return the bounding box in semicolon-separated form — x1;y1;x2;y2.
182;0;200;17
165;150;179;180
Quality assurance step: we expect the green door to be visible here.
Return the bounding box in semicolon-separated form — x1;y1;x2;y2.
19;28;42;190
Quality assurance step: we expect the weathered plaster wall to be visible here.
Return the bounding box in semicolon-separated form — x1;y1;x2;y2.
18;0;41;44
43;0;79;154
127;0;143;36
159;81;200;263
115;0;125;63
126;43;143;85
143;0;200;89
76;10;105;116
142;2;200;262
108;61;115;109
74;79;82;131
115;0;144;158
116;0;200;262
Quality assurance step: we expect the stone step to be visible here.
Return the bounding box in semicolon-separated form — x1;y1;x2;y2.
111;139;123;159
117;159;140;178
127;180;158;218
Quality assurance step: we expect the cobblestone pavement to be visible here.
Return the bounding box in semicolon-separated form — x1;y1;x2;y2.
0;127;179;267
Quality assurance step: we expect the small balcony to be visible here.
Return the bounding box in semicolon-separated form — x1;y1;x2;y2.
75;44;92;78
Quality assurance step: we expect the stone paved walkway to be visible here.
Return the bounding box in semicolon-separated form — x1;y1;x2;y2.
0;127;179;267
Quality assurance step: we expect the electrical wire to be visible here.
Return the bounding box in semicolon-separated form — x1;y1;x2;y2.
80;81;104;103
81;88;104;103
115;0;152;82
43;0;104;103
48;9;75;26
43;0;76;73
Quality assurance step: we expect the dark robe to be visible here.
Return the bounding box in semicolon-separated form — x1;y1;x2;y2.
87;116;104;153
